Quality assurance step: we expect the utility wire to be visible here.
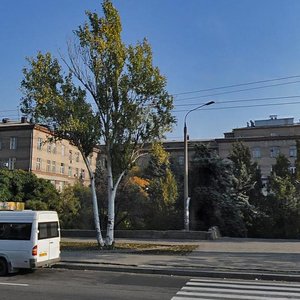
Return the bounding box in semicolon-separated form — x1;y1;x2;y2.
172;75;300;96
175;95;300;107
173;80;300;102
173;100;300;113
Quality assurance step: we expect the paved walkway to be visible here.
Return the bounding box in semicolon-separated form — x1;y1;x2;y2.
58;237;300;280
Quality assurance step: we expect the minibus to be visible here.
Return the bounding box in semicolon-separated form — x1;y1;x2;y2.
0;210;60;275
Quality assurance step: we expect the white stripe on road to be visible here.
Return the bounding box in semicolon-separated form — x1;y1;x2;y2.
187;281;300;292
171;278;300;300
0;282;29;287
182;286;300;297
173;293;296;300
191;278;300;287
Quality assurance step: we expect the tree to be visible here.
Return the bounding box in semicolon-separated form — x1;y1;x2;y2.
190;144;247;236
21;1;175;246
228;142;261;234
143;143;179;229
20;53;104;246
0;169;80;222
266;154;300;238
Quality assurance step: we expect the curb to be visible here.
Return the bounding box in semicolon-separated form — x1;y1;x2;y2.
53;262;300;282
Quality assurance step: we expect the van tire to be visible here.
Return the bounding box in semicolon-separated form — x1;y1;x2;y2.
0;258;8;276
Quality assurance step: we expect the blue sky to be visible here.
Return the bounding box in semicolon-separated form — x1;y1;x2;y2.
1;0;300;140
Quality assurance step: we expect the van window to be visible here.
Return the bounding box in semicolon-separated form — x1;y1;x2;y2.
0;223;32;240
38;222;59;240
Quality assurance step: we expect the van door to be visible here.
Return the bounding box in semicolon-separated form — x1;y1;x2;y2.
37;222;60;263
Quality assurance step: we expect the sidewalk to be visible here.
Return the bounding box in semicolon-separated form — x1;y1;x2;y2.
56;237;300;281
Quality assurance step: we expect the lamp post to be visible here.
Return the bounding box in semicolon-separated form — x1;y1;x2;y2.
183;100;215;231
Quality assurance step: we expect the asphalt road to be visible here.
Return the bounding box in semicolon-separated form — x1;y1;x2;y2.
0;268;189;300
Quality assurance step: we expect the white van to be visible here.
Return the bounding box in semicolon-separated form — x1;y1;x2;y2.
0;210;60;275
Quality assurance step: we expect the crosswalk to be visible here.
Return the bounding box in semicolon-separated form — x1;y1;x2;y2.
171;278;300;299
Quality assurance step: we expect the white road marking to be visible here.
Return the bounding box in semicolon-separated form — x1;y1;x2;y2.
171;278;300;300
0;282;29;287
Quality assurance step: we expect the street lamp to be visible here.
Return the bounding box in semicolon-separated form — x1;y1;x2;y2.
183;100;215;231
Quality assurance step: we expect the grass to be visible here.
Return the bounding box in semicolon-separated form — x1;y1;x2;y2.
61;241;197;255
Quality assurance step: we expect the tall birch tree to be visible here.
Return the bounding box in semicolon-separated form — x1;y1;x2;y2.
21;0;175;246
21;53;105;247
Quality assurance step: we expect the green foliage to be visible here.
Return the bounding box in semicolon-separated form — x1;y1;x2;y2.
56;186;81;228
264;155;300;238
21;52;101;158
143;143;179;229
0;169;59;206
271;153;291;179
0;169;82;228
190;144;247;236
20;1;175;241
68;0;175;182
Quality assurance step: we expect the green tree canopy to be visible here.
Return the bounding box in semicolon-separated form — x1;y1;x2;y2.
20;1;175;245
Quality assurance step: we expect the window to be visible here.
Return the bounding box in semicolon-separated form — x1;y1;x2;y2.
69;150;73;163
75;168;79;178
38;222;59;240
252;148;261;159
47;143;52;153
36;158;42;171
8;157;16;170
46;160;51;172
0;223;32;240
60;163;65;174
289;146;297;158
289;166;296;174
75;152;80;162
37;137;43;150
270;146;280;158
68;166;72;177
58;181;64;192
178;156;184;166
52;161;56;173
61;145;65;157
10;137;17;150
52;143;57;154
80;169;85;179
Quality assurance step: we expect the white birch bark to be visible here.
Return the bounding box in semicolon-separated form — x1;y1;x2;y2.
105;155;125;246
82;155;104;247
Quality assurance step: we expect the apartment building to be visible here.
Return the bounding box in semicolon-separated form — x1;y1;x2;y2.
215;115;300;181
0;118;99;190
154;116;300;185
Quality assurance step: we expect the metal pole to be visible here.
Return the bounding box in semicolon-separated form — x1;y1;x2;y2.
183;101;215;231
184;121;189;231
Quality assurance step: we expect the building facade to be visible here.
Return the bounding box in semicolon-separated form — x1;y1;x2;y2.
0;118;99;190
216;115;300;181
158;116;300;183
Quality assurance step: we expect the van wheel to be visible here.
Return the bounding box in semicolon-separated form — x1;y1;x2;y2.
0;258;8;276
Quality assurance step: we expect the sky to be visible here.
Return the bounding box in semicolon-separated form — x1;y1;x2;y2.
2;0;300;140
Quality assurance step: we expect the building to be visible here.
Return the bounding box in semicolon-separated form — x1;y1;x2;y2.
0;118;99;190
216;115;300;182
157;116;300;184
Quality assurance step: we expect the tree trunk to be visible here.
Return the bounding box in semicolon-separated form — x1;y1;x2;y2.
91;174;104;247
105;156;125;246
105;157;115;246
83;155;104;247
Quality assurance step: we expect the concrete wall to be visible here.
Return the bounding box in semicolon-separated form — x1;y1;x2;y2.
61;229;220;240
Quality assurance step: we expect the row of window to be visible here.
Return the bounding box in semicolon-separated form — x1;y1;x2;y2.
37;138;80;162
36;158;86;178
0;222;59;240
252;146;297;159
0;137;17;150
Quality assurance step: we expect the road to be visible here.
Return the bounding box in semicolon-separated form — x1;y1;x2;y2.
0;268;187;300
1;268;300;300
